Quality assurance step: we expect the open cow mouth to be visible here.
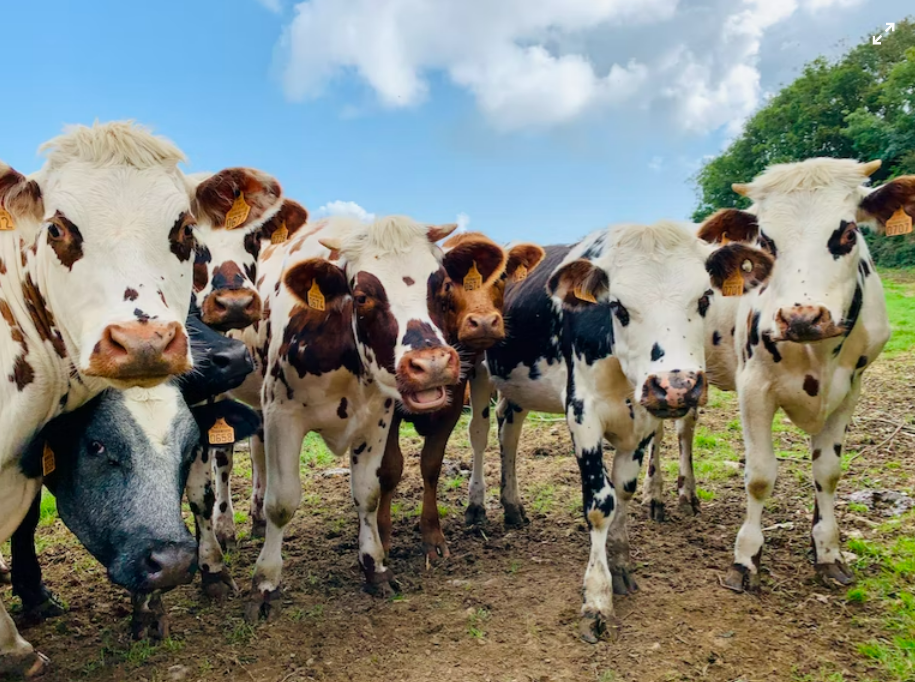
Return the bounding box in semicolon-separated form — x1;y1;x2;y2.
402;386;449;412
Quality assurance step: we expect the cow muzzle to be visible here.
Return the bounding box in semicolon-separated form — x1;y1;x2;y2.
88;321;190;384
137;539;198;592
397;346;461;412
202;289;262;331
775;305;843;343
458;312;505;350
640;371;707;419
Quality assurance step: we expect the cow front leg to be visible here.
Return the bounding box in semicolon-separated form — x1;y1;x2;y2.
497;397;530;527
725;385;777;593
352;419;399;596
641;421;666;521
130;591;170;641
377;412;404;557
211;445;237;551
811;380;861;587
186;444;236;600
0;602;47;679
466;361;493;525
676;409;700;515
247;408;307;623
249;420;267;539
11;492;66;624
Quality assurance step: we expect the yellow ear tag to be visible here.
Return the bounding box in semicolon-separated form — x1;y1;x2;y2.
573;286;597;303
886;207;913;237
0;206;14;231
514;264;528;282
224;192;251;230
307;280;326;311
208;418;236;445
721;270;744;297
271;221;289;244
42;443;56;476
464;262;483;291
719;232;731;245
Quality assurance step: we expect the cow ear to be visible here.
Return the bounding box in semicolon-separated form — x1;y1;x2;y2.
698;209;759;245
427;223;458;243
0;163;44;242
283;258;349;312
857;176;915;234
441;236;505;284
547;259;609;309
191;400;261;442
706;243;773;295
18;405;91;485
506;243;546;281
194;168;283;231
258;199;309;243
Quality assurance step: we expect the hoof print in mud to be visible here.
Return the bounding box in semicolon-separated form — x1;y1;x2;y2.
815;561;856;588
244;587;284;623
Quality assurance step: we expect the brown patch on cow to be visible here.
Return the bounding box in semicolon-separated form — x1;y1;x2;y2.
812;448;822;461
337;397;348;419
210;261;247;292
10;355;35;390
47;212;84;269
0;257;6;275
168;212;196;262
353;272;398;374
195;168;282;231
21;274;67;358
158;289;168;306
124;288;139;302
747;478;768;501
0;166;44;224
403;276;415;286
194;246;212;292
803;375;819;397
698;209;759;244
258;199;309;241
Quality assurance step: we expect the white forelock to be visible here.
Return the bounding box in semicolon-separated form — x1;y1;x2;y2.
38;121;186;172
744;158;869;198
339;214;433;261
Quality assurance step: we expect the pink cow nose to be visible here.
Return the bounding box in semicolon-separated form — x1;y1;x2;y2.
775;305;843;342
640;371;707;419
88;321;190;383
458;312;505;349
202;289;262;331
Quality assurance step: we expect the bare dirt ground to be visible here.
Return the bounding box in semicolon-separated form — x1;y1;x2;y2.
5;352;915;682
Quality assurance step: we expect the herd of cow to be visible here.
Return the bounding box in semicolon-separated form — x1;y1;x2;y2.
0;121;909;677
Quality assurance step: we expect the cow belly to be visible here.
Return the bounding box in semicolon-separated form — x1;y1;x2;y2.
0;468;41;544
493;360;565;414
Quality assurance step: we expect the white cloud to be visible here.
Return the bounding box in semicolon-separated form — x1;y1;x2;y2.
317;200;375;222
275;0;873;135
456;212;471;232
256;0;283;13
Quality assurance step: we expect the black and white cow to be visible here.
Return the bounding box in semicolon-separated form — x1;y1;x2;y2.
466;221;773;641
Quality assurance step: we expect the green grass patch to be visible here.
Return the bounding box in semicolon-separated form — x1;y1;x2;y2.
39;489;58;526
880;270;915;356
300;433;336;469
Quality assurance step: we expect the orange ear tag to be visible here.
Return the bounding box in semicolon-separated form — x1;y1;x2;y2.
0;207;14;231
886;207;913;237
721;261;749;297
271;221;289;244
224;192;251;230
42;443;56;476
573;286;597;303
208;418;236;445
307;281;326;311
719;232;731;245
464;262;483;291
514;264;528;282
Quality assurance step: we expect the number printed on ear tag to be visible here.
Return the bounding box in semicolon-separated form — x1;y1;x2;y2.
225;192;251;230
271;221;289;244
886;207;912;237
721;270;744;297
208;418;236;445
307;281;326;311
464;262;483;291
42;443;56;476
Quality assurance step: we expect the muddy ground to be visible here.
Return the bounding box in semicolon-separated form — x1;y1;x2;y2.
5;352;914;682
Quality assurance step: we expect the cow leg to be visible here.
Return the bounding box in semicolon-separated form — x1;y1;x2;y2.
810;379;861;587
419;388;464;563
130;591;169;641
641;421;666;522
466;361;492;525
724;386;777;593
497;397;530;527
676;409;701;515
11;492;65;623
248;408;307;622
211;445;237;551
249;419;267;539
0;603;47;679
352;415;399;595
186;443;236;600
377;413;404;557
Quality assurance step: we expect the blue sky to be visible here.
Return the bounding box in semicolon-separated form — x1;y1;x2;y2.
2;0;910;244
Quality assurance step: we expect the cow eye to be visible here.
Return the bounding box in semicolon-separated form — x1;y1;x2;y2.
843;222;858;243
47;223;64;240
183;225;195;239
88;440;105;455
355;293;368;306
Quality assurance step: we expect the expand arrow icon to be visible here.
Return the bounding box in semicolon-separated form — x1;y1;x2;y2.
886;22;896;32
873;34;882;45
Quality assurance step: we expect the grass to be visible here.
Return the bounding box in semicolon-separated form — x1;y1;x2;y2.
467;607;490;639
880;270;915;356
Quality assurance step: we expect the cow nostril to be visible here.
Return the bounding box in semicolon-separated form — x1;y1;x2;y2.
213;353;231;369
467;317;480;329
144;553;163;576
811;310;824;325
410;358;426;374
213;298;227;313
106;328;129;356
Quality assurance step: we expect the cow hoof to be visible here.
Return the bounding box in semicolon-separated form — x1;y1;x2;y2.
722;563;760;593
578;611;619;644
217;534;237;553
201;569;239;601
244;586;283;623
0;651;50;679
649;500;666;522
464;503;487;526
364;574;401;599
503;503;529;528
250;519;266;540
421;534;450;566
20;594;67;625
610;569;639;596
678;495;701;516
816;561;855;587
131;611;169;642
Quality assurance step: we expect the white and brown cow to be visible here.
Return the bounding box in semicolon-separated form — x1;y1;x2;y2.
467;221;773;641
0;121;280;677
239;213;463;620
667;158;898;593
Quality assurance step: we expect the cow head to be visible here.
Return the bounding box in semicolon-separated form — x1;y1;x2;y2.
188;171;290;331
433;233;546;351
549;222;773;418
284;216;462;412
177;311;255;406
706;158;908;343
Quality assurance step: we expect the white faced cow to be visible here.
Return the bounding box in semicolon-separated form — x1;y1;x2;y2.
0;121;280;677
679;158;898;593
242;213;462;621
466;221;773;642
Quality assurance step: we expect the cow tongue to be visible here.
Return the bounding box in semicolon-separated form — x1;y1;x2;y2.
413;387;444;403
